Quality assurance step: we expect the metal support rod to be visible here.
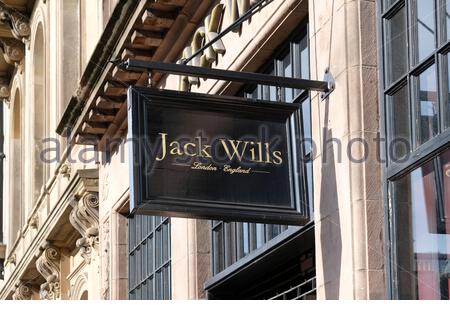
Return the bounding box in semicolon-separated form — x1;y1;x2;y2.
182;0;274;65
120;59;331;92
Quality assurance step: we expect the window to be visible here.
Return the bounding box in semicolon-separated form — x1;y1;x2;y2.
392;149;450;299
33;23;47;204
60;0;81;111
10;89;23;245
128;215;171;300
211;24;313;276
380;0;450;299
382;0;449;155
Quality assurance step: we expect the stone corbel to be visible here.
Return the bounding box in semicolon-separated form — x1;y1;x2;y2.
0;76;9;100
35;243;61;300
12;281;33;300
0;2;30;42
0;37;24;65
69;191;100;264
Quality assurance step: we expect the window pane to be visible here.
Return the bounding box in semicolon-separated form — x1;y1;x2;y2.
255;223;265;248
441;150;450;221
441;0;450;43
384;6;407;85
242;222;250;257
301;99;312;155
443;53;450;129
129;215;170;300
306;160;313;215
387;85;411;160
384;0;398;10
282;52;294;102
393;151;450;300
412;0;436;64
415;64;438;145
213;224;224;274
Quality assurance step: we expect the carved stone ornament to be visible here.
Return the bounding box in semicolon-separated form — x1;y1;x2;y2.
12;282;33;300
0;77;9;99
0;37;24;65
69;192;100;264
6;253;16;266
58;162;71;179
0;2;30;41
35;243;61;300
29;213;39;229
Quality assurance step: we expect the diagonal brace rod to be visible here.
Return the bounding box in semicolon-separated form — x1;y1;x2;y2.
119;59;331;92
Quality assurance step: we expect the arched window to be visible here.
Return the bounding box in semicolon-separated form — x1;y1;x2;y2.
33;23;46;204
60;0;80;109
9;89;23;244
79;291;88;300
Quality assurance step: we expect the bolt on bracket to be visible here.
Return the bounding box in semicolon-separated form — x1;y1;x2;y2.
320;68;335;101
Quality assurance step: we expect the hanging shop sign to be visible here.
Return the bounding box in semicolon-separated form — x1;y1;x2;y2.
128;86;309;225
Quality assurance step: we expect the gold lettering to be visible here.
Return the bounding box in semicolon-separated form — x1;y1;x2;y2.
272;151;283;165
220;139;248;161
169;141;183;155
184;142;197;156
156;133;167;161
227;0;259;32
178;4;225;91
264;142;271;163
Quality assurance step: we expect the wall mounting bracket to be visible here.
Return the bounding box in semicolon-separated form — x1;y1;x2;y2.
320;68;335;101
115;59;335;95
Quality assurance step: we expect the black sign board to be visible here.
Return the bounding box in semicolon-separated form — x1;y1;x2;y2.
128;87;309;225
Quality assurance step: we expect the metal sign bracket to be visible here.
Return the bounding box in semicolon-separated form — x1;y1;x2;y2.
114;59;335;95
320;68;335;101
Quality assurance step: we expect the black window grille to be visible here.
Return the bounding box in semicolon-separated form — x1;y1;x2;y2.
379;0;450;299
128;215;171;300
211;22;314;276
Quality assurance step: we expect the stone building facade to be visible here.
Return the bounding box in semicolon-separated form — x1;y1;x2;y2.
0;0;448;300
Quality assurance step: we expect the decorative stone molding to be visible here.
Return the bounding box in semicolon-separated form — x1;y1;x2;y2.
69;192;100;264
0;76;9;100
100;218;110;299
29;213;39;230
58;162;71;179
36;243;61;300
6;253;16;266
0;2;30;42
12;282;33;300
0;37;24;65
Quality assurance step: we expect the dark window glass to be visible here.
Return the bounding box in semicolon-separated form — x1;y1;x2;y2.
281;50;294;102
443;53;450;129
393;148;450;300
387;85;411;160
411;0;436;64
129;216;171;300
415;64;438;145
384;5;407;85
